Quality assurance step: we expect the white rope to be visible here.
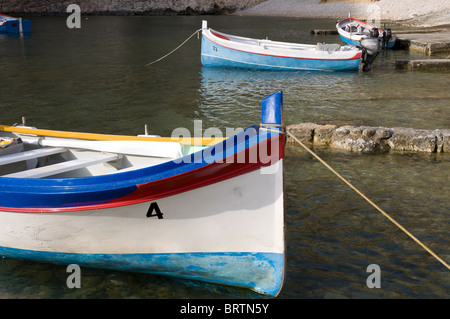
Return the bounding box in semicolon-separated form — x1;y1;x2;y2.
145;28;201;67
287;130;450;271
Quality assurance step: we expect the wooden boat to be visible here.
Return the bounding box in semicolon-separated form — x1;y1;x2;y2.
336;17;397;49
201;20;370;72
0;91;286;296
0;14;31;33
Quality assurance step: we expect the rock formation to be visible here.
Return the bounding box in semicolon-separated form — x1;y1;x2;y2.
287;123;450;153
0;0;266;15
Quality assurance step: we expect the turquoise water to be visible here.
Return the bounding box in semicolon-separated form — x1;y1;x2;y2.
0;15;449;299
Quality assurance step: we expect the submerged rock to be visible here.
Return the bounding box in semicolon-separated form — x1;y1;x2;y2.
388;127;437;152
329;126;392;153
435;129;450;153
313;124;337;145
286;123;320;143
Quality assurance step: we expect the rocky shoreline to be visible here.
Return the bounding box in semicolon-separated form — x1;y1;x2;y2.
0;0;265;16
2;0;449;28
239;0;450;28
3;1;448;155
287;123;450;153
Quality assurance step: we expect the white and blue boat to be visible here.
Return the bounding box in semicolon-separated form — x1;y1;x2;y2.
0;14;31;34
0;92;286;296
201;20;365;72
337;17;397;49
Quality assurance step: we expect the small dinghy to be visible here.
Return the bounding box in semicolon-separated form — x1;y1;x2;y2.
337;17;396;49
336;17;396;71
0;13;31;33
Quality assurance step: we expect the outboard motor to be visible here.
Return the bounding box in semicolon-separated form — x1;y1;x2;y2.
360;37;382;71
370;28;379;38
383;28;392;47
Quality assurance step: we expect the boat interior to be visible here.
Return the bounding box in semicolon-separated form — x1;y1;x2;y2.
0;133;190;179
209;28;351;52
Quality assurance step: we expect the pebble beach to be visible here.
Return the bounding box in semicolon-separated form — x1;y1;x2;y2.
239;0;450;27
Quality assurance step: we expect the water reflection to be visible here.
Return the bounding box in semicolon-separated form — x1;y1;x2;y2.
199;56;449;131
0;15;449;299
198;66;360;130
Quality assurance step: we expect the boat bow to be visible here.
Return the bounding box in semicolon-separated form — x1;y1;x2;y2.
0;91;286;297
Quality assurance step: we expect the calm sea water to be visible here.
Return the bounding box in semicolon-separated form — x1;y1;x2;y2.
0;15;449;299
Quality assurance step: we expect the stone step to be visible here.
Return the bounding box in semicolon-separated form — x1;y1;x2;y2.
287;123;450;153
396;59;450;70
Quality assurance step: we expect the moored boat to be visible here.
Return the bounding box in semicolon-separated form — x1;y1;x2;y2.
336;17;396;49
0;14;31;33
0;91;286;296
201;20;373;72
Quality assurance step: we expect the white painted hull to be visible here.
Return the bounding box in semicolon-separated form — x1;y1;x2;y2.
201;21;362;72
0;91;286;296
0;161;285;295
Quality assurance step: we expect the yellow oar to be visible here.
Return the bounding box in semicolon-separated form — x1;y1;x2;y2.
0;125;225;146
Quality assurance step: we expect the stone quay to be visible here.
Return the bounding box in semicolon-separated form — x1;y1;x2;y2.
287;123;450;153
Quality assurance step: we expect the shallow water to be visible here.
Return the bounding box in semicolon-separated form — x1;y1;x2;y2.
0;15;449;299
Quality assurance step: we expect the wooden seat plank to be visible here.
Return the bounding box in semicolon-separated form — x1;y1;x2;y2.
5;153;118;178
0;147;66;166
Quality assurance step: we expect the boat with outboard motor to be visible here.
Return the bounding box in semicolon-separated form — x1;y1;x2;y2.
337;17;396;48
201;20;378;72
336;17;395;71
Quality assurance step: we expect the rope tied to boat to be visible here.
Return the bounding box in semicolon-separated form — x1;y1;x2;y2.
259;123;285;134
286;130;450;271
145;28;202;67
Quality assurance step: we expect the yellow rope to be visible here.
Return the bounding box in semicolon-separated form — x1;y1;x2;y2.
145;29;201;67
286;130;450;271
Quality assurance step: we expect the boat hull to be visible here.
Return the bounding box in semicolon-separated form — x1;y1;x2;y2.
0;17;31;33
339;33;395;49
201;30;361;72
338;34;362;47
0;91;286;296
0;162;284;295
337;17;396;49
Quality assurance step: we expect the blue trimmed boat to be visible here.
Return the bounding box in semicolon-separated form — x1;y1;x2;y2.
201;20;367;72
336;17;397;49
0;14;31;33
0;92;286;296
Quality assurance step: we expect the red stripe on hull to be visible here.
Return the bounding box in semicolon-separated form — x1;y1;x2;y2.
111;134;284;205
204;32;362;61
1;135;284;213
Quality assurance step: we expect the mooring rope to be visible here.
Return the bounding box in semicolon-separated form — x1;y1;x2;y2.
286;130;450;271
145;28;202;67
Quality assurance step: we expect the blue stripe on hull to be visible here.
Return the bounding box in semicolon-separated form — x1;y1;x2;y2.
0;20;32;33
0;125;277;210
339;35;361;47
339;34;395;48
384;41;395;49
202;35;360;72
0;246;284;296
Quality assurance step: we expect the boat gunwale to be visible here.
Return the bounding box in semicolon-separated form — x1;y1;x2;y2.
0;124;223;146
203;27;362;62
337;17;387;37
208;28;318;50
0;125;284;212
